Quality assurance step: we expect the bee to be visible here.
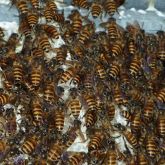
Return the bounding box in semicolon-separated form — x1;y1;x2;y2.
55;45;68;65
0;93;10;106
68;10;83;35
90;1;103;19
16;0;28;14
142;98;154;123
37;34;52;53
88;131;105;151
5;33;19;51
156;88;165;103
72;0;90;9
39;24;59;40
127;38;136;55
85;110;97;128
53;10;65;23
13;61;23;85
145;136;158;159
67;97;82;120
95;63;107;80
105;150;118;165
27;10;39;28
47;141;64;162
31;98;43;125
157;113;165;138
106;103;115;121
104;0;118;16
120;110;132;124
78;23;95;44
46;0;57;11
130;113;141;134
43;82;57;105
21;135;38;154
31;47;45;60
29;0;40;9
137;152;149;165
66;152;86;165
54;109;65;133
157;50;165;61
44;7;54;23
30;65;42;89
0;27;5;38
0;139;7;156
108;61;120;80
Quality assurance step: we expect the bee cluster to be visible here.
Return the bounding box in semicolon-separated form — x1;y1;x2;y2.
0;0;164;164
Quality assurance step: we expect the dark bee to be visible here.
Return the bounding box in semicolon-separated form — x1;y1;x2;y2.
157;113;165;138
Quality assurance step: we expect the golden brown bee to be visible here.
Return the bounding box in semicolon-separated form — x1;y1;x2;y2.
106;103;115;121
72;0;90;9
46;0;57;11
157;113;165;138
84;94;98;111
156;88;165;103
68;97;82;120
16;0;29;14
85;110;97;128
127;38;136;55
123;129;138;149
0;93;10;106
68;10;83;35
142;98;154;123
39;24;59;40
27;11;39;28
21;135;38;154
29;0;39;9
95;63;106;80
31;47;45;59
43;82;57;105
105;150;118;165
55;45;68;65
78;23;95;44
44;7;54;23
130;112;141;134
53;10;65;23
31;98;43;125
145;136;158;159
0;139;7;156
111;41;124;58
90;2;103;19
13;61;23;85
54;110;65;132
137;152;149;165
47;141;64;162
129;56;142;77
30;65;42;89
67;152;86;165
104;0;118;16
120;110;132;123
109;61;120;79
88;131;105;151
37;34;52;53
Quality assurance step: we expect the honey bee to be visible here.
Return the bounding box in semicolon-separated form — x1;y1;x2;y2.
120;110;132;124
31;47;45;60
72;0;90;9
47;141;64;162
155;88;165;103
54;109;65;133
46;0;57;11
145;135;158;160
44;7;54;23
68;10;83;35
13;61;24;85
16;0;29;14
130;112;141;134
127;38;136;55
106;103;115;121
27;10;39;28
39;24;59;40
0;93;10;106
90;1;103;19
85;110;97;128
157;113;165;138
30;64;42;89
53;10;65;23
21;135;38;154
95;63;107;80
88;131;105;151
31;98;43;125
103;0;118;16
108;61;121;80
29;0;40;9
78;22;95;44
